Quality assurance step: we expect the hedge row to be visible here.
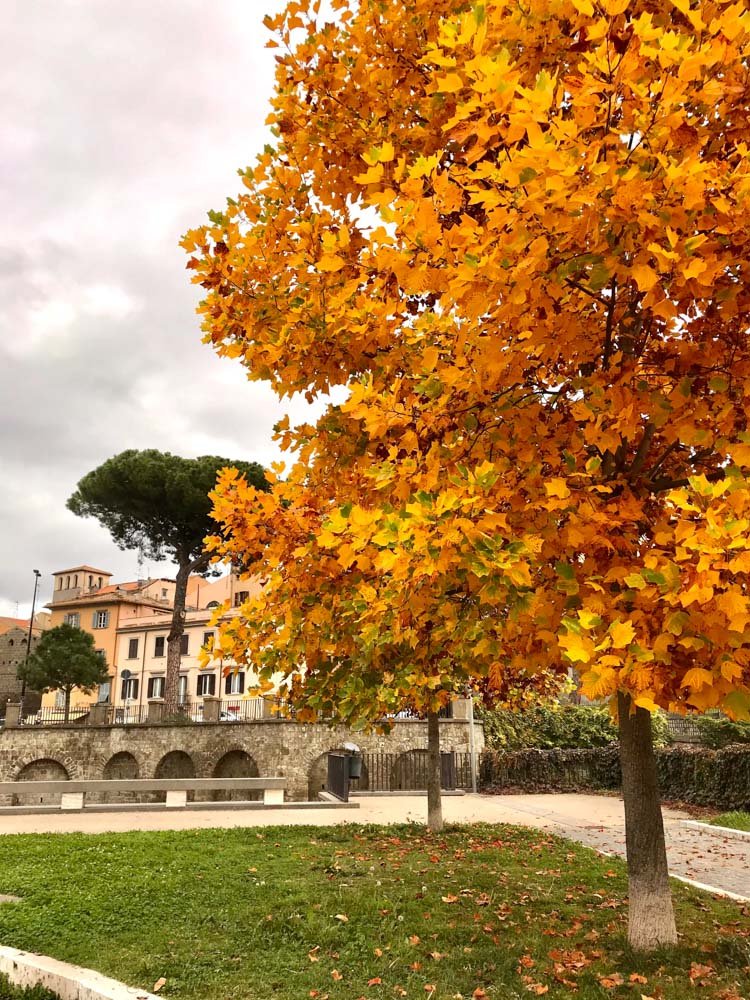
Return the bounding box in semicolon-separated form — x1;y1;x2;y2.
478;744;750;811
479;704;669;751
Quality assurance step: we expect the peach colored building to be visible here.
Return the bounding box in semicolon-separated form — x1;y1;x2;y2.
43;567;174;708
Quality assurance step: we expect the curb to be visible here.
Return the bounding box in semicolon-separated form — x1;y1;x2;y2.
0;946;158;1000
681;820;750;844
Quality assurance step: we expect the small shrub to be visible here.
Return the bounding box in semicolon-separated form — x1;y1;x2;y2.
694;714;750;748
0;976;58;1000
480;704;669;751
710;811;750;832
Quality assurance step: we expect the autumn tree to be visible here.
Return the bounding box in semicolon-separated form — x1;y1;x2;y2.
18;624;108;723
186;0;750;949
68;450;267;713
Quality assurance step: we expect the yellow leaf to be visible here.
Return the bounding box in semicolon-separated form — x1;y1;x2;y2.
680;667;714;691
545;479;570;500
316;254;345;272
609;620;636;649
631;263;659;292
435;73;464;93
559;632;594;664
354;163;384;185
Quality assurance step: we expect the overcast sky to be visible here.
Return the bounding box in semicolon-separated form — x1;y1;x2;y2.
0;0;326;617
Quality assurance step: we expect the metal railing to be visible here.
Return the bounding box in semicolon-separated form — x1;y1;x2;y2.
327;753;350;802
390;705;454;720
19;705;92;726
356;751;469;791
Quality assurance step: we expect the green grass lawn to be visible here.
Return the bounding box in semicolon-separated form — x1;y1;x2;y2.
0;825;747;1000
711;811;750;832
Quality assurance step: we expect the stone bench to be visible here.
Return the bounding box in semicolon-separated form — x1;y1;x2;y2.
0;777;287;811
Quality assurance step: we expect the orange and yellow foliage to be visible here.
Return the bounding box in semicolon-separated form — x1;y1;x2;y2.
185;0;750;725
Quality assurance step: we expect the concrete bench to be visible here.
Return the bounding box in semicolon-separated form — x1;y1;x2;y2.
0;777;287;811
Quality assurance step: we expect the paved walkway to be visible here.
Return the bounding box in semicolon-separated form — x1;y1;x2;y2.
0;793;746;900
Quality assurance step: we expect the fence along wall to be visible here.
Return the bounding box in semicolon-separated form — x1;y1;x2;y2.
0;716;482;804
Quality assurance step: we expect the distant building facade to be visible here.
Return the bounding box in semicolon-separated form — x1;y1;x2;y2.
0;615;48;713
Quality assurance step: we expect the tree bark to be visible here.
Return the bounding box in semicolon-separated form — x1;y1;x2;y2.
426;710;443;833
617;691;677;951
164;561;192;716
63;686;71;724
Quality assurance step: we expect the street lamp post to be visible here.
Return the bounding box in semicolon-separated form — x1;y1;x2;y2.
19;569;42;716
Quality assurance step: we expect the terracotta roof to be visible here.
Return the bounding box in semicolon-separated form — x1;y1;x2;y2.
0;617;29;634
54;565;112;576
96;582;141;595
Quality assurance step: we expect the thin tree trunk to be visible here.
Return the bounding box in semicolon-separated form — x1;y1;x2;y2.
426;710;443;833
617;691;677;951
164;562;191;716
64;687;71;724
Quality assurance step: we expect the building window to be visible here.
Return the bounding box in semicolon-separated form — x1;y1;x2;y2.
161;588;168;599
88;575;93;588
54;690;65;709
65;576;70;589
127;638;139;659
154;636;165;657
64;613;80;628
98;576;103;588
206;601;220;610
73;574;78;588
92;610;109;629
233;591;249;607
180;634;189;656
57;577;63;590
147;676;165;699
224;671;245;695
121;677;139;701
98;680;110;703
202;631;214;648
197;673;216;697
178;675;188;703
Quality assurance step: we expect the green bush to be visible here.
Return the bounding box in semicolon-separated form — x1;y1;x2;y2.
694;714;750;748
480;704;669;751
478;744;750;811
0;976;58;1000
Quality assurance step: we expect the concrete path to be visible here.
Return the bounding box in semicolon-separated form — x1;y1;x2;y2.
0;793;746;900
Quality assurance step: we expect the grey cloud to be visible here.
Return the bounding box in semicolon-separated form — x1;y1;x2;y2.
0;0;302;615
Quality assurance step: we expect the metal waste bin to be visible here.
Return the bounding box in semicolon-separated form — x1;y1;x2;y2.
348;753;363;779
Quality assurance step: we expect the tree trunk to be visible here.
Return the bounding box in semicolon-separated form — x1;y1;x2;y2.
64;686;71;724
426;710;443;833
164;562;191;716
617;691;677;951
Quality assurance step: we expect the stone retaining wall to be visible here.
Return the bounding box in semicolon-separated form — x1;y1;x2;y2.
0;717;483;802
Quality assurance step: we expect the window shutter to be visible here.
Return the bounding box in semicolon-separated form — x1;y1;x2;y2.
238;672;245;694
121;679;128;701
132;680;139;700
93;612;99;628
209;675;216;696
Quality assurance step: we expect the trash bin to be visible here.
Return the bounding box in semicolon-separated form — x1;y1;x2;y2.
348;753;363;779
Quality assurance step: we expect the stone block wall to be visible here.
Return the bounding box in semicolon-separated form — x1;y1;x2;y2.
0;715;483;802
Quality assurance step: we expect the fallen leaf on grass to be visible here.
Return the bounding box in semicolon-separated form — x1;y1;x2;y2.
525;985;549;995
442;895;459;904
308;946;320;963
367;977;382;986
153;979;166;993
331;970;343;981
689;962;714;983
335;913;349;923
599;973;624;989
629;973;648;984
